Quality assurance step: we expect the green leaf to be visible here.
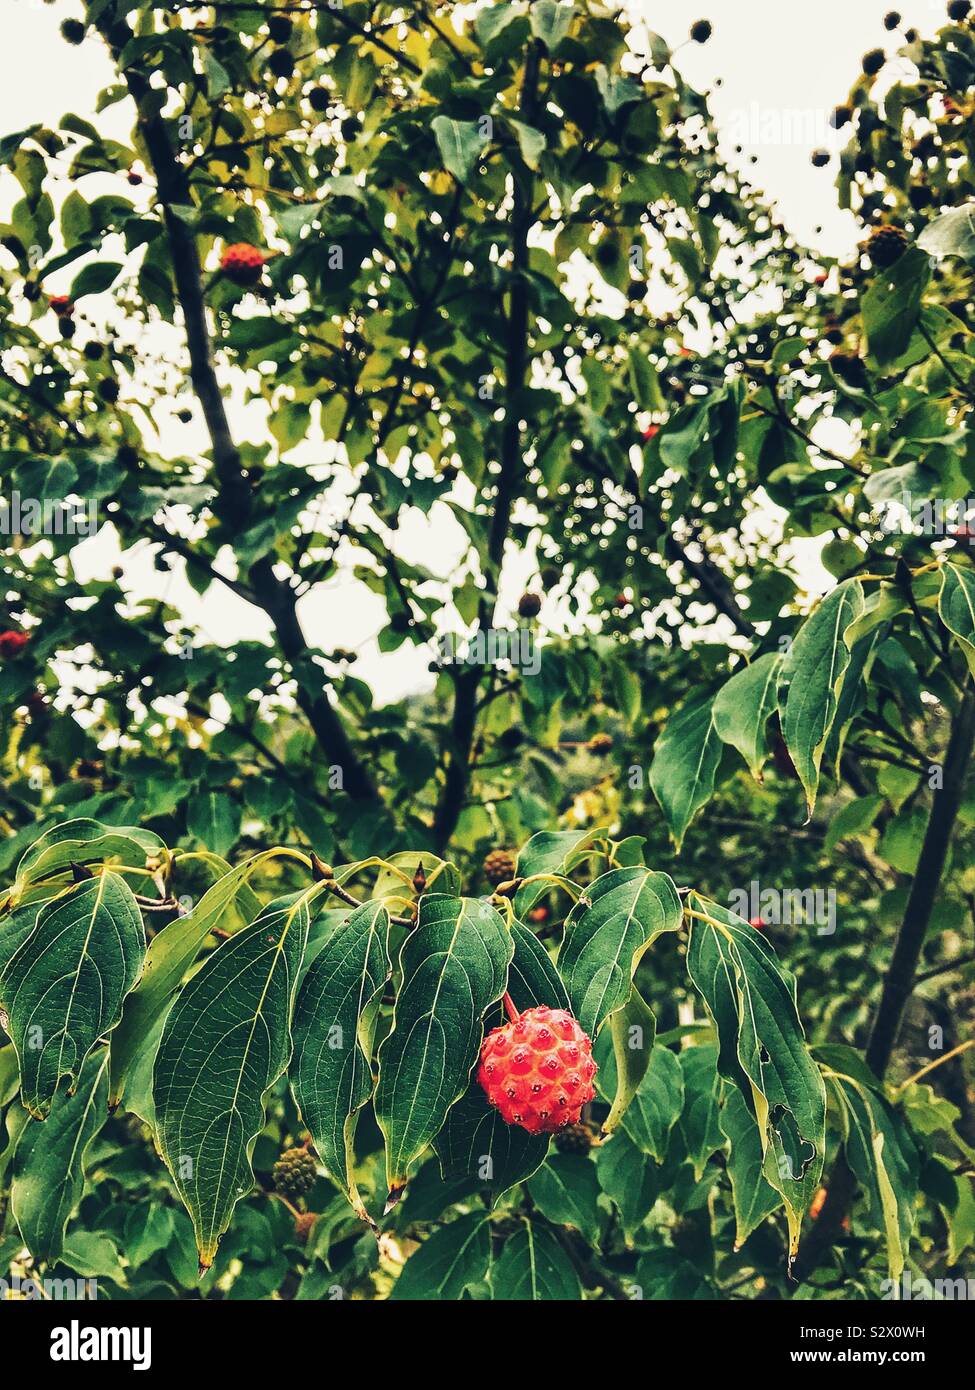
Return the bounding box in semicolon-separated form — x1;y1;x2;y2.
433;1083;550;1196
509;118;546;170
61;1230;126;1284
153;889;317;1268
829;1074;919;1281
712;652;782;780
558;867;682;1039
124;1202;174;1266
778;579;864;816
720;1085;782;1248
918;202;975;262
599;987;656;1134
69;259;124;301
433;922;560;1197
617;1042;684;1160
514;827;604;915
650;693;723;848
12;819;164;899
375;894;512;1198
863;247;930;366
824;794;884;855
506;921;570;1013
110;851;280;1105
186;791;241;857
685;894;826;1260
10;1049;109;1262
1;873;145;1118
388;1212;490;1300
489;1223;581;1300
60;190;92;248
527;1154;602;1245
595;1129;659;1237
677;1044;726;1180
203;48;231;98
431;116;485;183
291;901;390;1221
938;562;975;678
529;0;574;49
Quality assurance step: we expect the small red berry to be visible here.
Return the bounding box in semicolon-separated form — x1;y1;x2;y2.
477;1004;597;1135
528;905;549;924
0;630;30;658
749;916;766;931
127;170;143;185
641;424;660;441
220;242;267;286
48;295;73;317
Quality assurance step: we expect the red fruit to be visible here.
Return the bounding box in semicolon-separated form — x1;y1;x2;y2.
641;424;660;441
749;916;766;931
813;272;828;286
220;242;267;286
0;630;29;658
48;295;73;317
477;1002;597;1135
527;905;549;924
127;170;143;185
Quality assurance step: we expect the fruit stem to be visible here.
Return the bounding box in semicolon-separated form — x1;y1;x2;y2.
502;992;520;1023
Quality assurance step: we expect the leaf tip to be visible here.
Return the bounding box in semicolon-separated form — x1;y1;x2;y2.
384;1183;406;1216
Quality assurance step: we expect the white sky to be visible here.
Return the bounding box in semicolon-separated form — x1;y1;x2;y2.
1;1;942;699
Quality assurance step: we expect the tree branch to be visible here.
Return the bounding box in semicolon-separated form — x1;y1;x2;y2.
430;39;543;854
793;683;975;1282
98;19;380;805
664;534;756;638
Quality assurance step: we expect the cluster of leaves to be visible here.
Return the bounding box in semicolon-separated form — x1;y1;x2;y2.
0;816;830;1298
